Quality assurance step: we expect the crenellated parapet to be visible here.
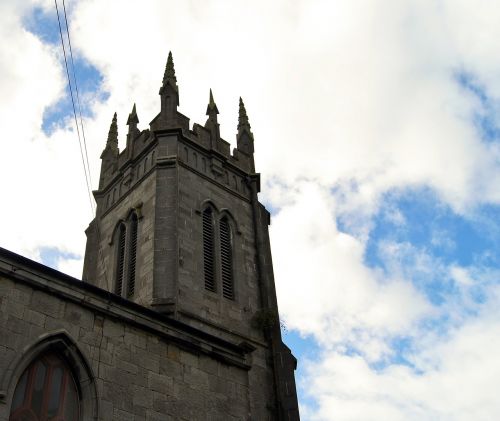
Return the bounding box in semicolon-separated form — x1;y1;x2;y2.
96;52;258;213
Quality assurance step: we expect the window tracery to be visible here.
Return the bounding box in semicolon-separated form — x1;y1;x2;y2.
9;353;80;421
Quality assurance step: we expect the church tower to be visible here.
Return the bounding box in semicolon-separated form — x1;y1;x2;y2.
83;53;300;420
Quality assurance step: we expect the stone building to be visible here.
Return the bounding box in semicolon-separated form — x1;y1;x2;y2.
0;52;300;420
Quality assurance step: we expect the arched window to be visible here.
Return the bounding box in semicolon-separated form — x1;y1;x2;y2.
9;353;80;421
115;222;126;295
202;207;215;292
127;213;138;297
219;216;234;299
113;211;140;298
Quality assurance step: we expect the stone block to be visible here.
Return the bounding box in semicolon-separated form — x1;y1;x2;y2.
148;371;173;394
31;290;64;318
132;385;153;408
23;308;46;327
103;318;125;340
64;301;94;329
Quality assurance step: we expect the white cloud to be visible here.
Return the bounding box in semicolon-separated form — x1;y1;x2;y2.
304;290;500;421
0;1;92;262
450;265;474;286
270;181;432;361
56;254;83;278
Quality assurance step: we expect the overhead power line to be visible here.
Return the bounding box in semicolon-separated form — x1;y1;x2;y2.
62;0;94;194
54;1;110;287
54;0;95;216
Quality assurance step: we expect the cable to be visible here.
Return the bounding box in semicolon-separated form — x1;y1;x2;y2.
55;1;112;289
61;0;94;196
55;0;95;216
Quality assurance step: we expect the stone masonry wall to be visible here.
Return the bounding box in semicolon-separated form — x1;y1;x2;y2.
94;167;157;307
176;161;261;337
0;273;262;421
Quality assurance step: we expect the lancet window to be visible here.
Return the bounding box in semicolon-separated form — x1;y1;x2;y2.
114;211;139;298
9;353;80;421
202;207;216;292
202;206;235;299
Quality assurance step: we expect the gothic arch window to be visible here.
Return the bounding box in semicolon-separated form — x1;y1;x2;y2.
115;222;126;295
200;203;237;300
9;352;80;421
219;216;234;299
202;207;216;292
127;212;138;297
113;210;139;298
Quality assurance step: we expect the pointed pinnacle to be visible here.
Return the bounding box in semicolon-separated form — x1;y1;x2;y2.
238;97;251;133
127;103;139;125
209;89;215;107
162;51;177;86
107;112;118;147
206;89;219;115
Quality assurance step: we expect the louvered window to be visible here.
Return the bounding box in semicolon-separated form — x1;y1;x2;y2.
203;208;216;291
115;223;126;295
127;213;138;297
220;217;234;299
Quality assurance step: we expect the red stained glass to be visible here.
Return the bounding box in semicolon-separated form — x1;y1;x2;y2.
9;353;80;421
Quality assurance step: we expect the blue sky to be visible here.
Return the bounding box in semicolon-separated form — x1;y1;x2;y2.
3;1;500;420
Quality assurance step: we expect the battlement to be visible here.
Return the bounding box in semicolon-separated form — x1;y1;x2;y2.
97;52;256;200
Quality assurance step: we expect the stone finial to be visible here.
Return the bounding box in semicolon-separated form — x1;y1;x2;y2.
100;112;119;161
205;89;220;143
162;51;177;88
237;97;253;138
127;103;139;125
126;104;140;157
237;97;253;140
106;112;118;151
159;51;180;112
206;89;219;116
236;98;255;159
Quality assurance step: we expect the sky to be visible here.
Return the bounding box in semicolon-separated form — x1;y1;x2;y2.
2;0;500;419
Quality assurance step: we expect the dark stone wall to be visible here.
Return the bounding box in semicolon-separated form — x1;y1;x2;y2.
80;76;300;418
0;259;276;420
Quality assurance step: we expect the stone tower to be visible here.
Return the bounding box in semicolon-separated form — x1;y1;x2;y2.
82;52;300;420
